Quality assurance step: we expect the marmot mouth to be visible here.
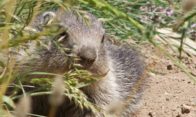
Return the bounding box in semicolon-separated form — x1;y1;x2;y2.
79;58;95;69
91;69;110;78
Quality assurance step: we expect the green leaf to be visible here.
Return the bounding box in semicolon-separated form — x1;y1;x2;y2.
30;78;51;84
3;96;16;109
30;72;62;76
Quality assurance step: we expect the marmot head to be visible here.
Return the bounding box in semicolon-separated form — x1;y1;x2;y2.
26;9;106;73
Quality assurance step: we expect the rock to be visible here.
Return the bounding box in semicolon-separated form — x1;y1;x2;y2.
176;114;181;117
181;104;191;114
167;64;173;70
148;112;154;117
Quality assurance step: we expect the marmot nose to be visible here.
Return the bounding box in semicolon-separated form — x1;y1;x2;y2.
78;47;97;67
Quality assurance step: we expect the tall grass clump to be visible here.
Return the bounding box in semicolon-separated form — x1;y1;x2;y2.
0;0;98;116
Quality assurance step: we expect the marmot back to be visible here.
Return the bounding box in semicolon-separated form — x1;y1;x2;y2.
13;9;146;117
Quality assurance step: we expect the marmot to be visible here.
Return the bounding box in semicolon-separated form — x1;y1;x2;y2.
11;9;146;117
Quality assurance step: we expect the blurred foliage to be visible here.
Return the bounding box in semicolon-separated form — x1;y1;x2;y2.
80;0;195;40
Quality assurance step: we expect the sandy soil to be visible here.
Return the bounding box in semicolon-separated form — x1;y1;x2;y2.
135;43;196;117
137;72;196;117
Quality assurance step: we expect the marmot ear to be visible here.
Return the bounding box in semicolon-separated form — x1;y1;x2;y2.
101;35;105;43
42;11;56;25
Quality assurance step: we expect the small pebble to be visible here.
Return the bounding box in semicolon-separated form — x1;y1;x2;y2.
148;112;153;117
166;98;169;101
176;114;181;117
181;104;191;114
167;65;173;70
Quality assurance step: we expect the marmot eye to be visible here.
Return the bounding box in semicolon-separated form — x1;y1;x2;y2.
56;32;69;43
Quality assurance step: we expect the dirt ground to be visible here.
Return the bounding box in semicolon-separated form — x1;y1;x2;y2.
136;43;196;117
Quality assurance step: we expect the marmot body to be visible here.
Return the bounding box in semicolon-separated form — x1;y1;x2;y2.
13;9;146;117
